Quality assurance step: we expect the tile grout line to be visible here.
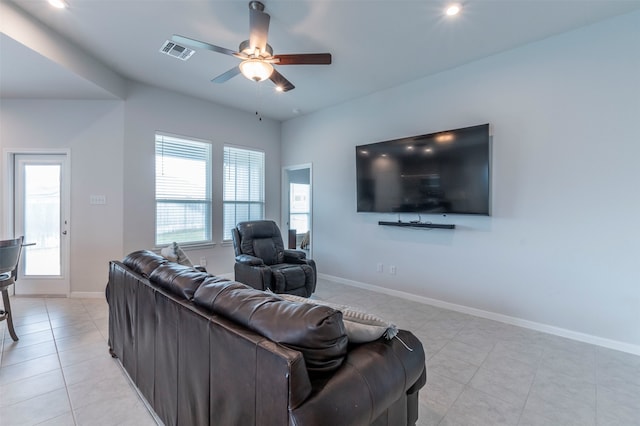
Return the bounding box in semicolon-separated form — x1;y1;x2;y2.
44;297;80;426
430;335;461;425
514;344;545;425
80;298;162;425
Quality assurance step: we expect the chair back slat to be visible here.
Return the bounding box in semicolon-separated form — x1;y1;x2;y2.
0;236;25;276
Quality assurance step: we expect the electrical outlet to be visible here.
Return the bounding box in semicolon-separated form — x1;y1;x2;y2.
389;265;397;275
199;257;207;267
89;195;106;205
376;263;383;273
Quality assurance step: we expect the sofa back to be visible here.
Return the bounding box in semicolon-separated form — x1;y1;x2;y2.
121;250;348;376
108;259;314;425
193;279;347;375
123;249;167;277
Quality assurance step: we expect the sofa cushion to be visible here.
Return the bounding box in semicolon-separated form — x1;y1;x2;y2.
123;250;168;278
193;279;347;375
278;294;398;344
148;262;213;300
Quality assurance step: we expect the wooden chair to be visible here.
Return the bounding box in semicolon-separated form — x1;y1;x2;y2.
0;236;25;341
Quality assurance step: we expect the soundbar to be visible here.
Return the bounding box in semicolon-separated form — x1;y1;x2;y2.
378;221;455;229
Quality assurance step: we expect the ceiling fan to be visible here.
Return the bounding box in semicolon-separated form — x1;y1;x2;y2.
172;1;332;92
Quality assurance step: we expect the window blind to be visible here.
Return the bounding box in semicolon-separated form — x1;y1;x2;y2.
155;134;212;245
223;146;265;240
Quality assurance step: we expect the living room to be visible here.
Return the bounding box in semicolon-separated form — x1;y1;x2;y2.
1;1;639;425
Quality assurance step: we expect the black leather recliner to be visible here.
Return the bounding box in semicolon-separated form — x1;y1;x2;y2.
232;220;316;297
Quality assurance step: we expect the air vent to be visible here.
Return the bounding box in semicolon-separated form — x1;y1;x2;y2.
159;40;195;61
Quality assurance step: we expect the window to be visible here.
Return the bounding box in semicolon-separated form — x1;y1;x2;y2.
289;183;310;234
223;146;265;240
155;134;212;246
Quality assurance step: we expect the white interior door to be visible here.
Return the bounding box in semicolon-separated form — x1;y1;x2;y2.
14;154;70;295
283;164;312;257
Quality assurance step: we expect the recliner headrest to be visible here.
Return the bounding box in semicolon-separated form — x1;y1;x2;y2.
236;220;285;265
236;220;280;239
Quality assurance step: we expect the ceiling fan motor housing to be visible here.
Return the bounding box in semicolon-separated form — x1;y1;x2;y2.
249;1;265;12
239;40;273;58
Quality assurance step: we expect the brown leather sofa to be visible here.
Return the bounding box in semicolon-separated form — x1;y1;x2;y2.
107;250;426;426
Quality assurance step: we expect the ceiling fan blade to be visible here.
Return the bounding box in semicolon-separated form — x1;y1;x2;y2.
211;67;241;83
172;34;237;57
249;1;270;53
269;69;295;92
273;53;332;65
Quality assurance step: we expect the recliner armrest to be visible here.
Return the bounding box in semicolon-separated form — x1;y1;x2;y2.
236;254;264;266
283;250;307;263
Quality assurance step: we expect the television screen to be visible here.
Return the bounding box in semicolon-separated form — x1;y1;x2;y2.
356;123;490;215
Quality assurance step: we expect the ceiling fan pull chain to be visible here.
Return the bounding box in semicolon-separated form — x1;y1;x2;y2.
255;82;264;121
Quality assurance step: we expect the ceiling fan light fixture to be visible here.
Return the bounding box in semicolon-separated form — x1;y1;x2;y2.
239;59;274;82
445;4;461;16
48;0;68;9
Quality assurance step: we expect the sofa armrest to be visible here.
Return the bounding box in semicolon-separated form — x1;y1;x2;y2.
290;329;426;426
235;254;264;266
283;249;306;263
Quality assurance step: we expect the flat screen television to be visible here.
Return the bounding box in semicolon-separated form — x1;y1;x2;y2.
356;123;490;215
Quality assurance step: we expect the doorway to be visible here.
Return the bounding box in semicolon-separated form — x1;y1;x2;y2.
9;153;70;296
283;164;312;257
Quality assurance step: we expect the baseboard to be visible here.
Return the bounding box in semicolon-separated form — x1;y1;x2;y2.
319;273;640;356
69;291;105;299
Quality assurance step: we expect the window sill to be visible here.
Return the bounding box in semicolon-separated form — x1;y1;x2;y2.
154;242;216;251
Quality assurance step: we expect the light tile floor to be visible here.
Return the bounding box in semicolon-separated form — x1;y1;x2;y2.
1;278;639;426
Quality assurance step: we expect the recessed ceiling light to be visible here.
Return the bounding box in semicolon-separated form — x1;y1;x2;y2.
275;86;284;92
445;4;461;16
48;0;68;8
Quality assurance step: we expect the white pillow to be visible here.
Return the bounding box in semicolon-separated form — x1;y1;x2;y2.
160;244;178;262
160;242;194;268
278;294;398;344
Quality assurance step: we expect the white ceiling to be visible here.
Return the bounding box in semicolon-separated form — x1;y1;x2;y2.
2;0;640;121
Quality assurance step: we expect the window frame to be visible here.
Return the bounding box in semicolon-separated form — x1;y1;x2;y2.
154;132;213;247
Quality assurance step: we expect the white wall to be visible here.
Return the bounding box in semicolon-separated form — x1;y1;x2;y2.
0;99;125;294
0;83;282;292
282;11;640;350
122;83;281;274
